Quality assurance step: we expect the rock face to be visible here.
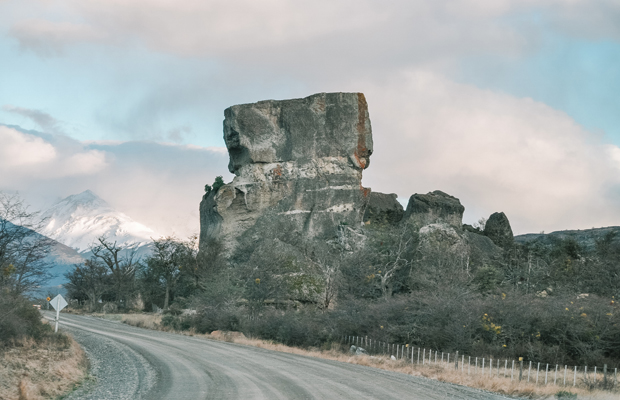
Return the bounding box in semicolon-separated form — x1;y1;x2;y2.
200;92;373;257
363;192;404;225
483;212;514;248
402;191;465;229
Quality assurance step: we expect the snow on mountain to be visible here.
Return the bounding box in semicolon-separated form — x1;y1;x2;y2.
40;190;159;253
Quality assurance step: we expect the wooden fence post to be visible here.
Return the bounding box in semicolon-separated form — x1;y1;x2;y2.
455;351;459;370
536;362;540;384
573;366;577;387
519;358;523;381
603;364;607;387
563;365;567;386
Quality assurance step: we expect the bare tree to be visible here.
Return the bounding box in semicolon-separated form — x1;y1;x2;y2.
65;259;111;311
0;192;53;295
147;236;185;309
90;236;138;307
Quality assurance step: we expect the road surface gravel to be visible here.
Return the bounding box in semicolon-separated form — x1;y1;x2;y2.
46;312;512;400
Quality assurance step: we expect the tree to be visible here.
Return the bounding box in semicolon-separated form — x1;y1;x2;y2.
146;236;185;309
365;225;415;299
64;259;111;311
0;192;53;295
89;236;138;307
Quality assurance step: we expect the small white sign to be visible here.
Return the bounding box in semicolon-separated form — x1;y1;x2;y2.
50;294;68;312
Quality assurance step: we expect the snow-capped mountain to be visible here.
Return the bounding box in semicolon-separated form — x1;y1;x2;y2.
40;190;159;253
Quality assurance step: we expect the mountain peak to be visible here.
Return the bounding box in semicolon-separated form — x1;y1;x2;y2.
40;190;157;252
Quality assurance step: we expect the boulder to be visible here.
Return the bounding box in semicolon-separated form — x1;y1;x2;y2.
363;192;404;225
199;93;373;257
483;212;514;249
402;191;464;229
355;347;368;356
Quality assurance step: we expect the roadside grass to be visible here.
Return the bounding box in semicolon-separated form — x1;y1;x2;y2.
116;312;616;399
0;324;88;400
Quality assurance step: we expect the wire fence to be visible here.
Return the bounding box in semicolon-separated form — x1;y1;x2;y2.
342;335;618;391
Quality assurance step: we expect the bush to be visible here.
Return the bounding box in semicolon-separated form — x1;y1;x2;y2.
0;293;54;346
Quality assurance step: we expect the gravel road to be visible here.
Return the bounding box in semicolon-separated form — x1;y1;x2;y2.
46;312;511;400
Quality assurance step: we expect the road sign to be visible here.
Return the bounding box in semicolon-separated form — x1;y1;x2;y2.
50;294;67;333
50;294;67;312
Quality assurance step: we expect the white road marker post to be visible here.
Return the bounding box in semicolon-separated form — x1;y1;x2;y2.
50;294;68;333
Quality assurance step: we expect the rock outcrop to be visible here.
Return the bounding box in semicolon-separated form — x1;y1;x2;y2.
200;92;373;257
363;192;404;225
483;212;514;249
402;190;465;229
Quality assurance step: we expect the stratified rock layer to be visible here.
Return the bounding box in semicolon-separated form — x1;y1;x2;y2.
200;92;373;256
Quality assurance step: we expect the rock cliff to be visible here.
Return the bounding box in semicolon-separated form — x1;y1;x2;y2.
200;92;373;257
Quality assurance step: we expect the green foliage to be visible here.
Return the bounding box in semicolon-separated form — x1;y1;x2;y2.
555;391;577;399
205;176;225;195
473;266;500;294
0;293;61;346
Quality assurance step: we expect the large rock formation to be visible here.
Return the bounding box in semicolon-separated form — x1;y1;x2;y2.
200;92;373;257
363;192;404;225
402;190;465;229
483;212;514;249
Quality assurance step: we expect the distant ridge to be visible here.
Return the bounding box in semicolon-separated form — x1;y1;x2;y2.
515;226;620;250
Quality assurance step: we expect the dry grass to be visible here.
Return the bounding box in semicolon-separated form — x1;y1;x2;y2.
119;313;162;330
113;313;620;399
0;328;88;400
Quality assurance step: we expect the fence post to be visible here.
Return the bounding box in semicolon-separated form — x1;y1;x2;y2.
528;361;532;382
475;357;478;374
490;358;493;376
497;359;500;377
417;348;420;364
563;365;567;386
511;360;515;381
519;358;523;381
469;357;471;375
504;360;507;378
536;362;540;384
594;366;597;385
545;363;548;385
447;353;450;364
441;352;444;363
423;349;425;365
412;347;414;364
554;364;558;385
455;351;459;370
482;358;485;374
462;355;465;373
585;366;588;385
435;351;437;364
573;366;577;387
604;364;607;387
396;345;399;359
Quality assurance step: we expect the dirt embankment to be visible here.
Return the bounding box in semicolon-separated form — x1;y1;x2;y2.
0;327;87;400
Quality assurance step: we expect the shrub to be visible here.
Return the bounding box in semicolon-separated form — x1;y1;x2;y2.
0;293;54;346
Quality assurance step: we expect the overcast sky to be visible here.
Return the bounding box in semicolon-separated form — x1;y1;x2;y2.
1;0;620;236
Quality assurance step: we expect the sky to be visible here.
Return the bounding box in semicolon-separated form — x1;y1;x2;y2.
1;0;620;237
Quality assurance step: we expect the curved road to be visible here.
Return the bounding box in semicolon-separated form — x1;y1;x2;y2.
46;312;509;400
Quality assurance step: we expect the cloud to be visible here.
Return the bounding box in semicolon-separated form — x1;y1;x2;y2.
359;69;620;234
9;19;105;57
3;105;61;132
0;125;107;179
0;125;231;237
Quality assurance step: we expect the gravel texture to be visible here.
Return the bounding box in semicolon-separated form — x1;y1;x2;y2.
48;312;511;400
